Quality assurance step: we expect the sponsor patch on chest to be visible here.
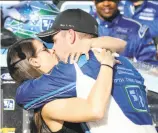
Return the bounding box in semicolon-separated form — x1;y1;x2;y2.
112;27;133;40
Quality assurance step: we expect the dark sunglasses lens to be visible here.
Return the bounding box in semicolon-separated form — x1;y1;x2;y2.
43;43;48;48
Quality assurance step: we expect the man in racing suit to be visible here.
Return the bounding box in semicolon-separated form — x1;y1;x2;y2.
91;0;158;65
118;0;158;61
118;0;158;38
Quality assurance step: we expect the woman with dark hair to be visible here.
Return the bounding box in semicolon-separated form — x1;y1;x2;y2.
7;37;121;133
7;38;43;82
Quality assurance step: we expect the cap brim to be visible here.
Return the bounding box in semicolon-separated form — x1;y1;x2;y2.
37;29;60;43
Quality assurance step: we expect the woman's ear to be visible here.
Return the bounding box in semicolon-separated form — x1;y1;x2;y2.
29;57;40;68
68;29;76;45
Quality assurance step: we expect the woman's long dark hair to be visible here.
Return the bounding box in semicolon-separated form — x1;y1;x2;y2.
29;110;38;133
30;109;52;133
7;38;51;132
7;38;41;83
30;110;42;133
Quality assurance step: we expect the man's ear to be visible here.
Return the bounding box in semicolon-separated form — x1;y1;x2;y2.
29;57;40;68
67;29;76;45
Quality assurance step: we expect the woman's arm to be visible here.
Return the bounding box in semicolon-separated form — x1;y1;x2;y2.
66;36;126;63
90;36;126;53
42;50;116;123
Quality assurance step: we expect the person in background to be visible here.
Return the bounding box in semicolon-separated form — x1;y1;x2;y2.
119;0;158;60
91;0;158;65
118;0;158;38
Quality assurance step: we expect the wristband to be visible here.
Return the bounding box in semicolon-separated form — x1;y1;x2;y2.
101;64;113;69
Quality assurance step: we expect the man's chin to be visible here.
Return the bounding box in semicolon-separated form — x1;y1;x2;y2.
102;14;113;19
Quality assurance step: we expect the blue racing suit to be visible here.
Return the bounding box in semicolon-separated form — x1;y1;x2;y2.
15;52;154;131
90;11;158;65
119;1;158;38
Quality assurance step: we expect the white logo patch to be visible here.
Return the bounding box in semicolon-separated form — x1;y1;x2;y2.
139;8;156;21
138;25;148;38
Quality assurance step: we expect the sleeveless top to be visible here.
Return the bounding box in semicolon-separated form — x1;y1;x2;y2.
40;111;84;133
53;122;84;133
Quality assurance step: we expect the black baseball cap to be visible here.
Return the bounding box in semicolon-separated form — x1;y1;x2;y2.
37;9;98;43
